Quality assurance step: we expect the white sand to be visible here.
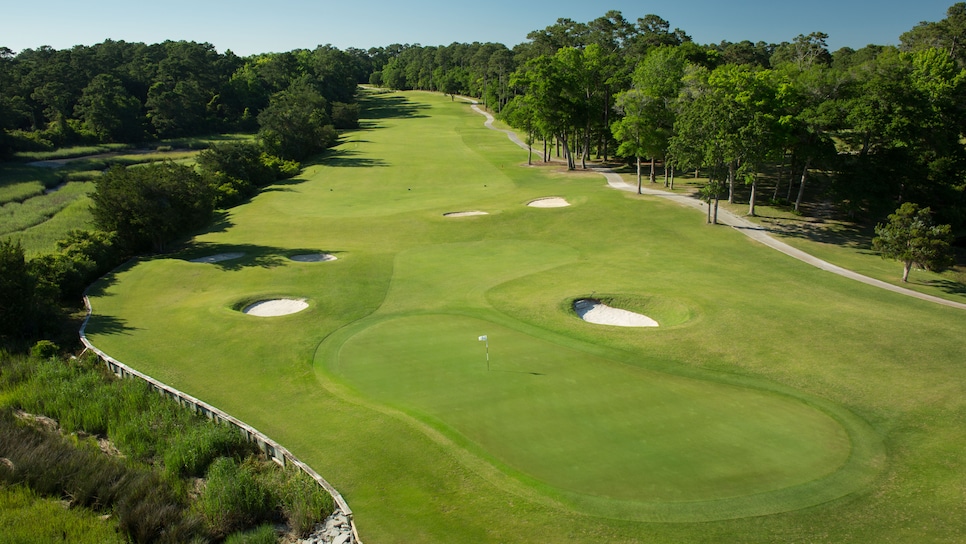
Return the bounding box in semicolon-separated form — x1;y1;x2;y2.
290;253;338;262
528;197;570;208
573;299;658;327
190;252;245;263
243;298;309;317
443;211;489;217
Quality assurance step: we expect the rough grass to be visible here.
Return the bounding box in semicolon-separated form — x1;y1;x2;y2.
0;483;127;544
0;134;253;256
84;91;966;543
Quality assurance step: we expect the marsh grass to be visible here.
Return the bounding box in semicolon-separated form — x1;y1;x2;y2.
0;483;126;544
14;144;132;162
1;350;334;542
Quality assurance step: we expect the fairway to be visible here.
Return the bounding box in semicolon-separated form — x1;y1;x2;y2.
83;90;966;543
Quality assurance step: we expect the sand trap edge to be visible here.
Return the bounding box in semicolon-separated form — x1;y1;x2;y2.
443;211;489;217
573;298;659;328
290;253;338;262
242;298;309;317
189;252;245;263
528;197;570;208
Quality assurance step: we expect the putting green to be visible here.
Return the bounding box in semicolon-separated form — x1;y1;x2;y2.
316;241;879;521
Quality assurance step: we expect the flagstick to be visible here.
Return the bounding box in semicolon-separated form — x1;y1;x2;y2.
478;335;489;371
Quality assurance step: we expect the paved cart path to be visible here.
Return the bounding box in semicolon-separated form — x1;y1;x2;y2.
469;103;966;310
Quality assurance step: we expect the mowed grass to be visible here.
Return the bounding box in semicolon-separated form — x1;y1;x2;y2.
85;90;966;543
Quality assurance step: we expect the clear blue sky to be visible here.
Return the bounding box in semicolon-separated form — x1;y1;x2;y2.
1;0;957;56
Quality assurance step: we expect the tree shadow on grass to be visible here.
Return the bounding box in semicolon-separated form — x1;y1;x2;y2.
173;243;346;270
756;214;872;249
918;278;966;296
83;314;140;337
358;94;430;121
322;149;388;168
175;242;290;270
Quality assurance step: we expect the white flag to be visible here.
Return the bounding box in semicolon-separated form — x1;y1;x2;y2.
478;335;487;341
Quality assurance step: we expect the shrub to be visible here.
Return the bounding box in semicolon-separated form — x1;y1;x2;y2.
164;422;254;479
29;340;58;360
224;524;278;544
197;457;275;539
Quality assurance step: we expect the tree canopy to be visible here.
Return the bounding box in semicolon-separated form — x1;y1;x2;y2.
872;202;954;282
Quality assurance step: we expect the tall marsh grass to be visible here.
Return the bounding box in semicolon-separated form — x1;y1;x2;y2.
0;483;127;544
0;350;336;542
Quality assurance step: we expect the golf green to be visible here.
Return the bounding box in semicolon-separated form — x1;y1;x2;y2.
316;239;873;521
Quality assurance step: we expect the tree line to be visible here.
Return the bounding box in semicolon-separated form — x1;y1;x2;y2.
0;40;370;155
375;7;966;232
3;6;966;346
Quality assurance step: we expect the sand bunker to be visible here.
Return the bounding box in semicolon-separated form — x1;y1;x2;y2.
528;197;570;208
190;252;245;263
443;211;489;217
290;253;337;262
242;298;308;317
573;298;659;327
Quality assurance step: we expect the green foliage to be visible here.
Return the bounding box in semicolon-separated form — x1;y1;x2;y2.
224;524;278;544
0;483;127;544
331;101;360;129
197;457;275;539
163;422;253;479
872;202;954;281
90;162;215;252
0;240;36;340
258;465;335;536
257;79;338;160
29;340;58;360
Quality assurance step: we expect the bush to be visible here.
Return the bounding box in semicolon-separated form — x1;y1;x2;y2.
29;340;58;360
224;524;278;544
163;422;254;479
197;457;275;539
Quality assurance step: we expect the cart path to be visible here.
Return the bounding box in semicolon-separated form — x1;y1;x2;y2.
469;103;966;310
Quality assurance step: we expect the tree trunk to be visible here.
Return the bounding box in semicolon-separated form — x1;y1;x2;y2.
664;161;669;187
544;139;548;163
727;161;736;203
794;157;810;213
748;174;758;216
670;164;675;190
527;132;533;166
773;153;786;201
649;157;656;183
602;94;610;161
713;196;720;224
636;156;643;194
902;261;912;282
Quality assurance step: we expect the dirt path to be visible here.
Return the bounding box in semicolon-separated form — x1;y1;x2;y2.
468;103;966;311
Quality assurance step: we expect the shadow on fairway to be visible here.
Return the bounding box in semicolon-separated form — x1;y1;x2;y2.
922;278;966;296
84;314;140;337
322;149;388;169
358;94;430;120
180;242;292;270
491;369;545;376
